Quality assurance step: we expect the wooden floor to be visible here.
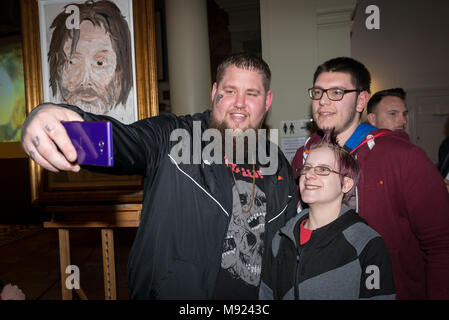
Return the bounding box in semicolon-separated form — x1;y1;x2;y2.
0;224;137;300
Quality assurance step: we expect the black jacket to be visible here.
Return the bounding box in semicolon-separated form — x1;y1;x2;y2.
260;205;395;300
64;106;298;299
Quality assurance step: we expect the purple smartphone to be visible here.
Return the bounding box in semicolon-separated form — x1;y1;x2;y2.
61;121;114;167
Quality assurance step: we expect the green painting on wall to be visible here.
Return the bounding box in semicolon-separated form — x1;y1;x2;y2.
0;38;25;142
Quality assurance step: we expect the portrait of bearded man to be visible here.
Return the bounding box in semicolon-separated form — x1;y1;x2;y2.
45;0;136;123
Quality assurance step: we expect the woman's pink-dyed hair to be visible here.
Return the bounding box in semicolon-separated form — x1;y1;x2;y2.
308;129;361;204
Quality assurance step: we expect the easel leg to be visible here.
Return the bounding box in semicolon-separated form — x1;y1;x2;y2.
101;229;117;300
58;229;72;300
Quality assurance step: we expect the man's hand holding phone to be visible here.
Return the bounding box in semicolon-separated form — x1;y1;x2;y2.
21;103;84;172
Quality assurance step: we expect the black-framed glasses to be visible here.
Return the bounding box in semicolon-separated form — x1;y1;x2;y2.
298;165;342;176
308;87;361;101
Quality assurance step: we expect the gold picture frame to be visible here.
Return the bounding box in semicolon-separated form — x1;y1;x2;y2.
0;142;26;158
21;0;159;204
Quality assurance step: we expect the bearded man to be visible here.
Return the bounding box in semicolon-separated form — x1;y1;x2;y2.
48;0;133;122
21;53;297;299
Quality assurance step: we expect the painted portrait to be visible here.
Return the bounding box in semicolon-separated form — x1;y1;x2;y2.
39;0;138;123
23;0;157;202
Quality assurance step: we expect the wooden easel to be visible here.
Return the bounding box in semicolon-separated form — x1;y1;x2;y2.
43;204;141;300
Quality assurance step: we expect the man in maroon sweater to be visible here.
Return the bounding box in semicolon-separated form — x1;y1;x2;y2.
291;57;449;299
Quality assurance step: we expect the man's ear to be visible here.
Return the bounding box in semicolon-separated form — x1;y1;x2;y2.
356;91;370;113
265;90;273;112
342;176;354;194
367;112;377;127
211;82;218;102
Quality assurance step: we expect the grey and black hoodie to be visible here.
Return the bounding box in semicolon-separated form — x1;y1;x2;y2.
259;205;396;300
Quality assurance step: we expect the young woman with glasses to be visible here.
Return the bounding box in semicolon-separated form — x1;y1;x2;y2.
260;130;395;300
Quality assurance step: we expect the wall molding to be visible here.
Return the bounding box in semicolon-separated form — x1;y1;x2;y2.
316;6;354;30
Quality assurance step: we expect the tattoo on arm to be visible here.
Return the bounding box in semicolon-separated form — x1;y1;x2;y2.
32;136;40;148
29;150;35;161
215;94;224;104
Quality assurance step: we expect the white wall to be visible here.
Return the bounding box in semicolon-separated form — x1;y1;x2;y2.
351;0;449;93
260;0;356;137
351;0;449;162
165;0;212;116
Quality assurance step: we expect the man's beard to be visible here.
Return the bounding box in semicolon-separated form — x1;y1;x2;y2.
59;79;119;114
315;99;358;135
334;105;357;135
209;113;264;164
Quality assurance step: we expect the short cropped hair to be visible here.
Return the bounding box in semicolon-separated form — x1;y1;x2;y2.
215;52;271;93
367;88;407;114
48;0;132;106
313;57;371;93
308;129;360;204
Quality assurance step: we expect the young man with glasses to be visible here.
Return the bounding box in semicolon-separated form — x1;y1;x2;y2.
291;57;449;299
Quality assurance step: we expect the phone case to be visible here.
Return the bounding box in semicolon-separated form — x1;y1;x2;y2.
61;121;114;167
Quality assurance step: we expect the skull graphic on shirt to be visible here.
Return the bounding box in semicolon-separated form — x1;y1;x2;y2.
221;180;267;286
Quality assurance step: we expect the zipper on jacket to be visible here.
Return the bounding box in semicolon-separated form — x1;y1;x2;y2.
294;254;300;299
259;190;292;295
294;246;303;300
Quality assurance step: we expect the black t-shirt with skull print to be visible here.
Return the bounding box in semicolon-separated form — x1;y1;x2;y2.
213;162;267;299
